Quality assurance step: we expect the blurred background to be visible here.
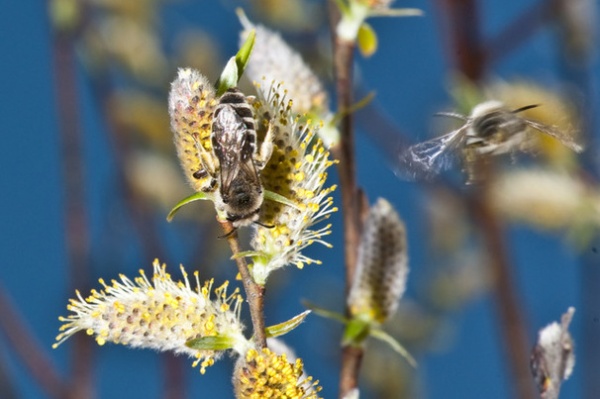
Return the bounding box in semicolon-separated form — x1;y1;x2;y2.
1;0;598;398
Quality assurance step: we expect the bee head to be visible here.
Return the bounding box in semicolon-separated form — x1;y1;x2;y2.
470;101;513;139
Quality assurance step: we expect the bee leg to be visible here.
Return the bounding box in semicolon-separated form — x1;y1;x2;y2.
217;227;238;239
255;122;274;170
192;133;218;178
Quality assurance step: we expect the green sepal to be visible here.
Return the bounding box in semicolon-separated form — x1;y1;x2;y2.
216;29;256;96
357;22;378;57
265;310;311;338
185;335;236;351
305;300;417;366
371;327;417;368
264;189;301;210
231;250;265;260
167;192;211;222
342;318;371;347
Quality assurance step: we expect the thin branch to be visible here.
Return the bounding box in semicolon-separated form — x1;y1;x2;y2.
52;26;94;399
0;286;66;399
327;2;364;397
437;0;486;81
331;28;361;289
220;221;267;349
485;0;556;64
468;178;535;399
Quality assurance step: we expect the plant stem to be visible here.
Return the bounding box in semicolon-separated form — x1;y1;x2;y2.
485;1;554;64
328;2;363;397
220;221;267;349
52;25;94;399
332;34;361;289
469;181;535;399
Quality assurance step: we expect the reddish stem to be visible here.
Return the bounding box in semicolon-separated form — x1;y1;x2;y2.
52;28;95;399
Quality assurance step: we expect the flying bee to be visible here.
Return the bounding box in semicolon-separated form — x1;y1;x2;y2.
397;100;583;183
209;87;273;227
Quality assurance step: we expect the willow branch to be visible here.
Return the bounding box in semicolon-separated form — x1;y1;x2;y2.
220;221;267;348
485;0;555;64
331;32;360;289
328;2;364;397
52;25;94;399
469;179;535;399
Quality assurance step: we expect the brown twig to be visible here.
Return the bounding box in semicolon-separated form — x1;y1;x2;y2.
331;27;361;290
52;26;94;399
437;0;485;81
220;221;267;349
485;0;555;64
0;286;66;399
327;2;364;397
468;178;535;399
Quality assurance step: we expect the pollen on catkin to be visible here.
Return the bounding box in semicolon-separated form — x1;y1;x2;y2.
347;198;409;324
239;14;339;147
249;82;338;284
239;15;329;117
53;260;248;374
169;68;219;193
233;347;322;399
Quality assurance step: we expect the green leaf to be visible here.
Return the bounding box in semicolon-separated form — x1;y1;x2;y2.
216;29;256;96
332;91;376;126
264;190;301;210
342;318;370;346
235;29;255;78
302;300;348;324
185;335;236;351
167;192;211;222
357;22;378;57
265;310;311;338
371;327;417;368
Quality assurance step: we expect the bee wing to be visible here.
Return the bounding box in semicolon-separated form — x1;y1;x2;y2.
212;120;246;193
396;125;469;181
215;144;242;193
213;128;260;194
524;120;583;153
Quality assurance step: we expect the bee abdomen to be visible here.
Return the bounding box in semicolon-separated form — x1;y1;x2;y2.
216;88;256;133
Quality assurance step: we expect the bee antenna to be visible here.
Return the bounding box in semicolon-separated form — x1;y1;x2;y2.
434;112;468;121
512;104;540;114
253;221;275;229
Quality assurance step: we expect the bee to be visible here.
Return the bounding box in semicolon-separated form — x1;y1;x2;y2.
397;100;583;183
209;88;273;227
